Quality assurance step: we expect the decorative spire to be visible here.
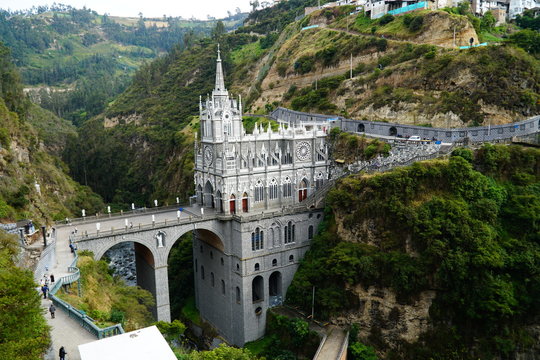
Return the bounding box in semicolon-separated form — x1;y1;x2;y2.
214;44;226;92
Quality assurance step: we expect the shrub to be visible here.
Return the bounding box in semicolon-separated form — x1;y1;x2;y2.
379;14;395;26
294;55;315;74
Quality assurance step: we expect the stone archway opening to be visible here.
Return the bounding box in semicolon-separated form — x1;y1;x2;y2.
167;227;226;325
389;126;397;136
269;271;282;307
230;194;236;214
357;123;365;133
102;241;157;317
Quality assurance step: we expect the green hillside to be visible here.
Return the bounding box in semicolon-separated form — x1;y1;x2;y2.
0;43;103;224
0;5;246;125
287;145;540;358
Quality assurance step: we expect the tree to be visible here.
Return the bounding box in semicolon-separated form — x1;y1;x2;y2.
250;0;260;12
212;21;225;41
480;11;496;31
0;230;50;360
189;344;260;359
509;29;540;54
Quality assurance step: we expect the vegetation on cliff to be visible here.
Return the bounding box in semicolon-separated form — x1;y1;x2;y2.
0;43;104;223
287;145;540;358
0;230;50;359
57;251;155;331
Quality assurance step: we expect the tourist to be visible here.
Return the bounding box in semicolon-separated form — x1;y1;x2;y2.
41;284;49;299
59;346;67;360
49;303;56;319
69;243;74;253
50;274;55;283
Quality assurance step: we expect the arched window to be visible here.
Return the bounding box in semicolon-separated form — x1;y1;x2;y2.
201;266;205;280
289;255;294;263
221;280;226;295
255;181;264;202
251;227;264;251
298;179;308;202
284;221;295;244
272;259;277;267
254;263;260;271
195;259;198;272
283;177;292;198
308;225;314;240
211;272;215;287
236;287;241;303
269;179;279;200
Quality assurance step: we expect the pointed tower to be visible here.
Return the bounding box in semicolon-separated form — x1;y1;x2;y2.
200;45;243;143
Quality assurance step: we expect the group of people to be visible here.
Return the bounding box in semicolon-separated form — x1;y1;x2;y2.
40;273;55;299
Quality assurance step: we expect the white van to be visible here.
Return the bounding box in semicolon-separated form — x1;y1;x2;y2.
408;135;421;141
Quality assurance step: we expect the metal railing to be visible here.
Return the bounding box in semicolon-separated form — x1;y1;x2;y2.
54;203;191;227
48;250;125;339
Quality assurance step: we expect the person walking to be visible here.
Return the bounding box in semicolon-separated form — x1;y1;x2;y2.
41;284;49;299
59;346;67;360
49;303;56;318
50;274;55;283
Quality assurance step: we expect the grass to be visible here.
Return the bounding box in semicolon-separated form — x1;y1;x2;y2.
181;296;202;326
230;40;264;66
244;336;274;355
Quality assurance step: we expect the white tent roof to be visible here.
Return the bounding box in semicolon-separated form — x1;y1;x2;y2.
79;325;176;360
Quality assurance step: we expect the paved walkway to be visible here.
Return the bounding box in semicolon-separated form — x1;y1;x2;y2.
41;226;96;360
314;326;347;360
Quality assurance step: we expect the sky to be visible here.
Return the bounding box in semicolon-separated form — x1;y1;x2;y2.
1;0;253;19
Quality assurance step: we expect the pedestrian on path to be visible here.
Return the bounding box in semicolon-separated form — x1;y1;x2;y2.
69;243;74;253
50;274;55;283
49;303;56;318
41;284;49;299
59;346;67;360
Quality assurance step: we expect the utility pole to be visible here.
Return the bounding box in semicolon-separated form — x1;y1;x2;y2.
311;286;316;320
350;53;353;79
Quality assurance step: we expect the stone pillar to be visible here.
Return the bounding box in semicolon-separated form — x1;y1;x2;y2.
155;264;171;322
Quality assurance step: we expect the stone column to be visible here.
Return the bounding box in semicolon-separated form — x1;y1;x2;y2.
155;264;171;322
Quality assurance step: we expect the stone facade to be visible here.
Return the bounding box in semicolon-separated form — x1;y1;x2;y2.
193;48;331;345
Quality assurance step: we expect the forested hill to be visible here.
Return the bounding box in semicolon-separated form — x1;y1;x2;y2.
63;0;540;209
0;4;246;125
287;145;540;359
0;43;103;224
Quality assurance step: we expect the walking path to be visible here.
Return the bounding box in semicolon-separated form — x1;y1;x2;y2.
41;226;96;360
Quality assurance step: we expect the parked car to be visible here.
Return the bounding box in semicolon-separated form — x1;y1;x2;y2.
408;135;421;141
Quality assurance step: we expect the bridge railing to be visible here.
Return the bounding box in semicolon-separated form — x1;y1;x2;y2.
48;250;125;339
71;212;206;241
54;203;192;227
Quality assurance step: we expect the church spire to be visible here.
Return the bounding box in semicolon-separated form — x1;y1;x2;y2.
214;44;226;92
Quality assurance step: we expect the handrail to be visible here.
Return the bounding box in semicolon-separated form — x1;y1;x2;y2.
48;250;125;339
54;203;191;227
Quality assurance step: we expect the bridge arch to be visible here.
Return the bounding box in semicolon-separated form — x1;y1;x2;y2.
389;126;397;136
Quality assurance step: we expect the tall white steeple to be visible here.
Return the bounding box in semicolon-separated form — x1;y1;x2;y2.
213;44;228;98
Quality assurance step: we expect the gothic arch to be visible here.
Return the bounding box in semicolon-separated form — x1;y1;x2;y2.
203;181;214;208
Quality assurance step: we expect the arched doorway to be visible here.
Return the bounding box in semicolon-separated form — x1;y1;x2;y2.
389;126;397;136
203;181;214;208
242;192;249;212
298;179;308;202
216;191;222;213
269;271;282;307
357;123;365;133
229;194;236;214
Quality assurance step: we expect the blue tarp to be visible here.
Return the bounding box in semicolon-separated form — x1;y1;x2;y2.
459;42;488;49
388;2;427;15
301;25;319;31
